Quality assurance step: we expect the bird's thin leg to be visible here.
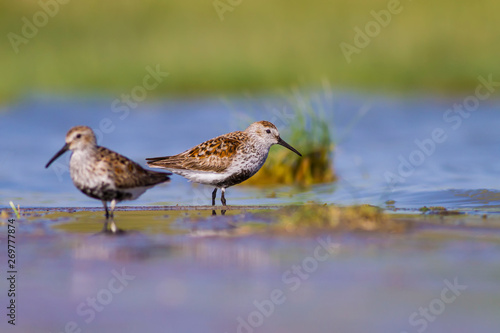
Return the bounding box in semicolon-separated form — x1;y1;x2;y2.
108;200;119;233
221;188;227;206
103;201;110;219
212;188;217;206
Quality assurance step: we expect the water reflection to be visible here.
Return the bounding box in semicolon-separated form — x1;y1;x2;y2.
178;240;276;268
72;234;175;261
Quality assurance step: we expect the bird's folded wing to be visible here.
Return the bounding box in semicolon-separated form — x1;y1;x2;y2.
146;132;245;173
97;147;170;188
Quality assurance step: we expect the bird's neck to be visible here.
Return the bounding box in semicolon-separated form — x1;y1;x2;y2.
70;147;98;170
246;134;270;151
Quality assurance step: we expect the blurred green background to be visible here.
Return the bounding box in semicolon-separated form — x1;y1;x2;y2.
1;0;499;102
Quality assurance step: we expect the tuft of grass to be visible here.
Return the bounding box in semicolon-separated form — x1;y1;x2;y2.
244;86;335;187
271;203;409;234
9;201;20;219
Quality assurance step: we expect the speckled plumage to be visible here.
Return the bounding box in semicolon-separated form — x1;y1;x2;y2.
146;121;301;206
46;126;170;223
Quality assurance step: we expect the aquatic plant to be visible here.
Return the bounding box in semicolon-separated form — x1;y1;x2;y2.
9;201;20;219
0;210;9;220
244;86;335;186
272;204;409;234
419;206;462;215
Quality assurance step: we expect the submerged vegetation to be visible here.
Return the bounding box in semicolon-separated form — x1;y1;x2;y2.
269;204;409;234
418;206;463;215
244;86;336;186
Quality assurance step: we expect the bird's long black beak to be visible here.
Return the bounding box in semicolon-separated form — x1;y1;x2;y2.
277;137;302;157
45;143;70;168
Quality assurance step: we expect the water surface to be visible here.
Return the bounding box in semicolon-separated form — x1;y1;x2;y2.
1;92;499;211
1;92;500;332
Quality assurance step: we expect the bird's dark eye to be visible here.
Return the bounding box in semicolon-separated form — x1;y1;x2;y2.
266;129;271;134
76;134;82;139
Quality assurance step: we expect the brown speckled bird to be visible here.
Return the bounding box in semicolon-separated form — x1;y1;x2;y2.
146;121;301;206
45;126;170;227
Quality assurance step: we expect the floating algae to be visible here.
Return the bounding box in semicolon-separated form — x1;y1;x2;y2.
264;204;410;234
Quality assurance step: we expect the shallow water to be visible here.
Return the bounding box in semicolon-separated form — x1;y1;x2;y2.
2;207;500;332
1;92;500;332
2;92;500;210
